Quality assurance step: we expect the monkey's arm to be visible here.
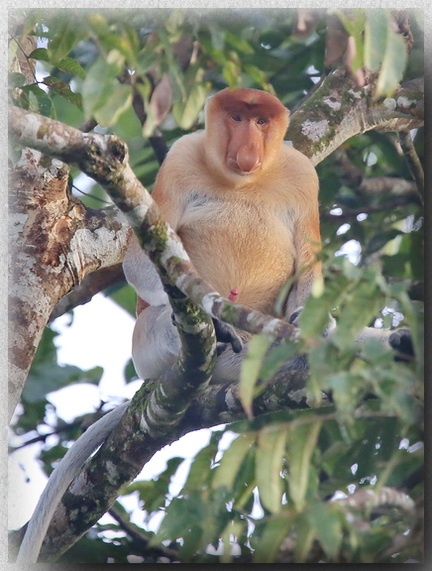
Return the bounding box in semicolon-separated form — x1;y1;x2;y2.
280;148;322;319
123;235;169;306
122;150;189;306
16;403;129;563
285;205;322;319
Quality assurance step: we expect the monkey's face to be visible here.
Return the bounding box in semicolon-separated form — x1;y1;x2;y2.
205;88;289;182
225;112;267;174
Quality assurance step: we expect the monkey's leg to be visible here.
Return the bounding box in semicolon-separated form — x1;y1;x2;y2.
132;305;180;381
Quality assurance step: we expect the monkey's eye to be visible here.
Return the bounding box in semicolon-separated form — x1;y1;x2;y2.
257;117;268;125
231;114;242;122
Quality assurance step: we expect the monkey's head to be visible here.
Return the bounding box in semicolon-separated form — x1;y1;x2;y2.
204;88;290;183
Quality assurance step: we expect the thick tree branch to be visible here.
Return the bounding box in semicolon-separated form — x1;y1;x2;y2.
8;150;129;419
288;70;424;165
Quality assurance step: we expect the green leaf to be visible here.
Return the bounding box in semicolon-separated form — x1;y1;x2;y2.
299;293;335;340
24;364;103;403
57;56;86;79
42;76;82;109
48;19;79;63
239;334;273;419
253;516;293;563
209;25;226;51
109;283;137;318
306;503;342;559
28;47;50;62
336;9;365;73
331;277;384;351
220;520;244;563
256;426;288;513
397;296;424;379
153;493;204;545
94;84;132;127
123;359;138;383
223;60;241;87
9;72;29;88
123;456;184;515
293;512;315;562
244;64;271;90
259;340;298;382
212;432;256;490
286;419;321;512
29;48;85;80
184;440;217;492
82;55;124;119
364;10;390;71
172;83;209;130
19;84;53;116
86;12;110;37
225;31;254;54
375;16;408;97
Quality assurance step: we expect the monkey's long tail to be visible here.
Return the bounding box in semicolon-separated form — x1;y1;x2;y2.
16;401;130;563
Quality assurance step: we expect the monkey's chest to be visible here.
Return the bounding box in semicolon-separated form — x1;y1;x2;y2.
179;197;295;310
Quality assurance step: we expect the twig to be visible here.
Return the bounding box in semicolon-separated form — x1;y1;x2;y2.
149;129;169;165
49;263;125;321
9;421;84;453
398;131;424;204
108;505;180;561
79;118;98;133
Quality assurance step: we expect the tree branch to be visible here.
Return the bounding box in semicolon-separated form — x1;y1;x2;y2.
398;130;424;204
49;264;125;321
8;151;129;419
288;70;424;165
331;148;420;198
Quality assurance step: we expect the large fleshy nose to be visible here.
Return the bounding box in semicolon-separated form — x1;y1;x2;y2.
236;144;262;173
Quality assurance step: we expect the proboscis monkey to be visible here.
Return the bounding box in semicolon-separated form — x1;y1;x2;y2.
19;87;321;563
17;88;414;563
123;87;322;382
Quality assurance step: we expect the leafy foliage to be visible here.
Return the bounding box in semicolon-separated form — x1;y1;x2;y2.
9;8;423;564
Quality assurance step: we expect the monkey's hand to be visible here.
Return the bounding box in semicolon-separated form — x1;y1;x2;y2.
212;318;243;354
171;313;242;355
388;328;414;362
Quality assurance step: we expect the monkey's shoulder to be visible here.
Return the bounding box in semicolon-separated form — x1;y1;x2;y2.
280;143;317;175
277;144;319;194
165;131;205;164
156;132;206;185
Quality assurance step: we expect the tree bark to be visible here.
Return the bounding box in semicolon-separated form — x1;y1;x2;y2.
287;70;423;166
8;150;129;419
